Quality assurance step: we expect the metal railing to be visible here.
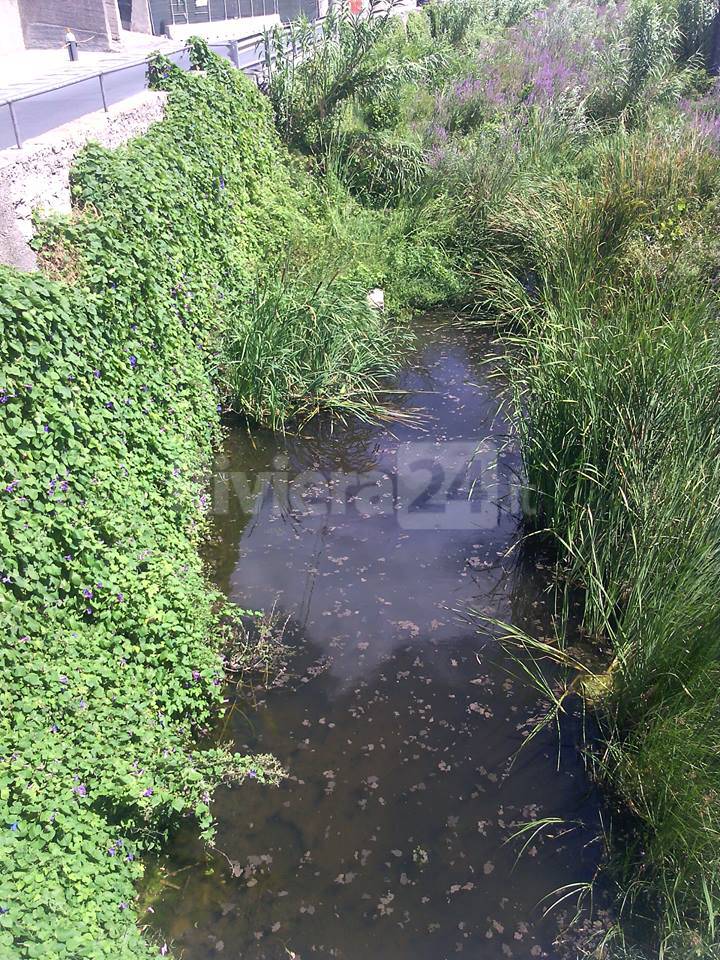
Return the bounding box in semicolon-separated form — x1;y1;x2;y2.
0;27;292;150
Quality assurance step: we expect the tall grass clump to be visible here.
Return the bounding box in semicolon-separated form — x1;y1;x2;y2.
484;133;720;950
217;263;410;428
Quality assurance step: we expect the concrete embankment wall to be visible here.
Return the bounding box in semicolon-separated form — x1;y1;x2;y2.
0;89;166;272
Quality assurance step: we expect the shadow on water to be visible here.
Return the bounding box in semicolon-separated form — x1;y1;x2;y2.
149;315;608;959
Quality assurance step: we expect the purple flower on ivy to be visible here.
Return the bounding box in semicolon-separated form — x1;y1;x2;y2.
73;784;87;796
9;822;18;831
59;675;68;685
143;787;153;797
93;369;101;378
192;670;201;681
82;588;93;599
130;355;137;369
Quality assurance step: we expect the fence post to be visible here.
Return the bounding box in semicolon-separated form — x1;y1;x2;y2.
7;101;21;149
98;73;109;111
228;39;239;66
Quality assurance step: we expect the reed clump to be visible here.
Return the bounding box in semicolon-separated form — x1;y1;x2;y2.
479;131;720;949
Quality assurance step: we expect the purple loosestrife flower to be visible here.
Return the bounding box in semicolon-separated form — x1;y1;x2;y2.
681;82;720;146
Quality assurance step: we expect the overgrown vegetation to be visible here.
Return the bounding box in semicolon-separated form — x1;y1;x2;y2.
0;42;412;960
8;0;720;955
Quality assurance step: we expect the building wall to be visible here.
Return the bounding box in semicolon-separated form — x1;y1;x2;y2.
0;0;26;54
17;0;122;50
147;0;316;35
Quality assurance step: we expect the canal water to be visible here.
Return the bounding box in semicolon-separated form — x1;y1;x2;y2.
151;316;605;959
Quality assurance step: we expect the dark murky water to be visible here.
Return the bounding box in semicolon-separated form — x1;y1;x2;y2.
151;316;604;960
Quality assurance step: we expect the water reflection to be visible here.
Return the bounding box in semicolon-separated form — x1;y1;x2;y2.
151;316;605;959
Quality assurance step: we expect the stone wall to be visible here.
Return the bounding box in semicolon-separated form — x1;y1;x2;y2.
0;89;166;272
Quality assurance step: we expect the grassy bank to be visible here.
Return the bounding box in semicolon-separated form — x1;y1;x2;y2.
0;43;413;959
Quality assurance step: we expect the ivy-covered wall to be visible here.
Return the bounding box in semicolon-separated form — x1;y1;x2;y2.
0;47;313;960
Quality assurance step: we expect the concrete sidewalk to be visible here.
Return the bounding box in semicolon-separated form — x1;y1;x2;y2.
0;30;178;102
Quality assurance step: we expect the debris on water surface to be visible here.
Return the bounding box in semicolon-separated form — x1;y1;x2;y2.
413;846;429;866
151;318;606;960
